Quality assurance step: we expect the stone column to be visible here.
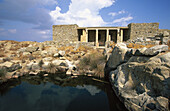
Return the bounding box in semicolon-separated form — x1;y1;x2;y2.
106;29;109;41
86;29;88;42
96;29;99;47
117;29;120;43
120;29;123;42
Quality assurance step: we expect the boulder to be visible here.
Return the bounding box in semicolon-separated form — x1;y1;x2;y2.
42;61;51;69
43;57;53;62
52;59;65;66
26;62;40;70
41;50;48;57
134;47;147;56
53;53;59;57
0;61;13;67
29;71;38;75
31;63;40;70
58;50;65;57
163;31;169;37
19;47;39;53
9;63;22;72
23;52;31;56
65;60;76;70
106;43;131;70
143;45;168;56
109;52;170;111
66;69;72;75
0;58;4;63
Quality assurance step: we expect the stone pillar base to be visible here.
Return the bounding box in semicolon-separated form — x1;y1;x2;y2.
96;42;99;47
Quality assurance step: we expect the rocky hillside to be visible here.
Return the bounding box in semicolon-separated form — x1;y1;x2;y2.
105;43;170;111
0;40;106;82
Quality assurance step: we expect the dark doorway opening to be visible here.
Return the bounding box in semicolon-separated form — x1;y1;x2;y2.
78;29;83;41
109;30;117;43
98;30;106;46
88;30;96;43
123;29;129;41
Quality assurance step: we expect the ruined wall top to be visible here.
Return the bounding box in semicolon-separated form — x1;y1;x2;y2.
53;24;79;43
128;23;160;39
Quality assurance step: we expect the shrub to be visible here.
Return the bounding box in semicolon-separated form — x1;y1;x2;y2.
46;63;56;74
3;57;11;62
29;55;35;61
0;54;5;57
167;40;170;50
127;43;155;49
38;60;44;67
0;68;7;79
78;51;106;78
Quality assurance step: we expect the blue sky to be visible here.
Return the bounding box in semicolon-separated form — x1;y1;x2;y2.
0;0;170;42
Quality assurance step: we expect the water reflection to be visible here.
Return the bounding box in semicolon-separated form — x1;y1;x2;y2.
0;75;127;111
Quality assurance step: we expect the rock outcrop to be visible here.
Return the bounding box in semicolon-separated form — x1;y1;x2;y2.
0;40;99;81
105;43;170;111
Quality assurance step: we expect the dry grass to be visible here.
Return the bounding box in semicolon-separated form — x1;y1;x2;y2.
167;40;170;51
57;45;93;54
2;40;19;44
78;51;106;78
0;51;6;57
10;45;21;51
127;43;155;49
0;68;7;79
109;41;116;48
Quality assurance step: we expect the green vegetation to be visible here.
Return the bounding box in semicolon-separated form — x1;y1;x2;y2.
46;63;57;74
0;68;7;79
78;51;106;78
38;60;44;67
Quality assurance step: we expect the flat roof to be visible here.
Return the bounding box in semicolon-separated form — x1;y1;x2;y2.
77;26;128;29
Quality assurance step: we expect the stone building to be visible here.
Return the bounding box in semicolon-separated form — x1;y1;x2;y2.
53;23;170;47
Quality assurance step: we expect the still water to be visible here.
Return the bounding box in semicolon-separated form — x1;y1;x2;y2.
0;74;127;111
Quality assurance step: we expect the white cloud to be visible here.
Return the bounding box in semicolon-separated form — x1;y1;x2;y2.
111;16;133;26
118;10;126;14
50;0;116;27
112;16;133;23
8;29;17;33
76;85;101;96
109;10;126;17
38;30;51;39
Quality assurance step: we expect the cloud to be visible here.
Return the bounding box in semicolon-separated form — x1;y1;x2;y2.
0;0;57;29
50;0;116;27
108;10;133;26
112;15;133;26
112;16;133;23
8;29;17;33
38;30;52;39
109;10;126;17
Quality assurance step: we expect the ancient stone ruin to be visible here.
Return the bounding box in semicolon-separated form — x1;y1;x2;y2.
53;23;170;47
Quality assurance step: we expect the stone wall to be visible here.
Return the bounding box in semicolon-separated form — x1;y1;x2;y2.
53;24;78;43
128;23;159;39
159;29;170;36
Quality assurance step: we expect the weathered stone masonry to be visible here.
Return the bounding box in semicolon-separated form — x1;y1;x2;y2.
53;23;170;47
53;24;78;43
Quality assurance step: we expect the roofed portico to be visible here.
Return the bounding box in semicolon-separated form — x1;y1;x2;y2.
77;26;128;47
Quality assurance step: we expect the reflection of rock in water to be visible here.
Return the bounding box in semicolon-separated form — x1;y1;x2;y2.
0;79;21;96
76;85;101;96
0;74;128;111
105;84;128;111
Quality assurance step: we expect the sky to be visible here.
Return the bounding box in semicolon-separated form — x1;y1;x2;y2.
0;0;170;42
